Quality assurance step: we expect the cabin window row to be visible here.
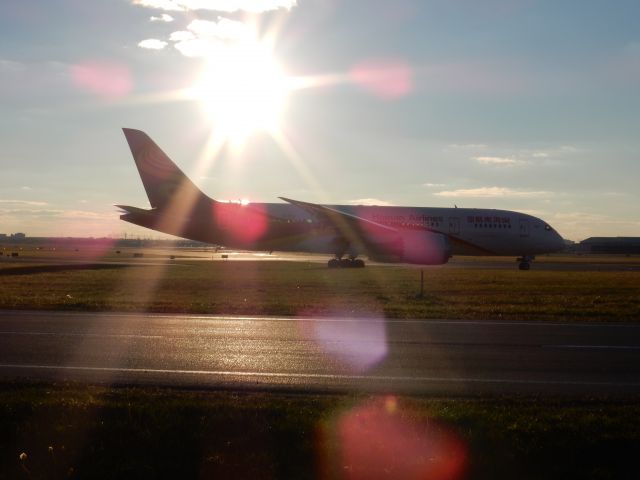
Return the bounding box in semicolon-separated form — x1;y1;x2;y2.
474;223;512;229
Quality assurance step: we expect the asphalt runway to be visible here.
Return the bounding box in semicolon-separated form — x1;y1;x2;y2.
1;310;639;396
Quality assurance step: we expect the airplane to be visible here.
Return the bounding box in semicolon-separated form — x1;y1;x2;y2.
117;128;565;270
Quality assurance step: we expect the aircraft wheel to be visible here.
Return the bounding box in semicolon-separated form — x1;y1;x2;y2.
353;259;365;268
518;261;530;270
339;258;353;268
328;259;340;268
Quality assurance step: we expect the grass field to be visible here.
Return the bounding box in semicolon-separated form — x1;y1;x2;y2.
1;247;639;321
2;248;640;478
1;383;639;480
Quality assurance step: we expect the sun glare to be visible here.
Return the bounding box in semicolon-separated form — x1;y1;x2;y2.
191;41;290;146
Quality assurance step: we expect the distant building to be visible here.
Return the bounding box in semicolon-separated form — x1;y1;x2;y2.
10;233;26;239
577;237;640;254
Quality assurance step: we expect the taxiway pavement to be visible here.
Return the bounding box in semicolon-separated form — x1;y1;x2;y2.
1;310;639;396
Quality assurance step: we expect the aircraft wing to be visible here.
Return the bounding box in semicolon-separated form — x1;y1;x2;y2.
279;197;400;255
279;197;397;231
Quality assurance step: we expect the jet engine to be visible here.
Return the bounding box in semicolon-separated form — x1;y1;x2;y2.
399;230;451;264
368;230;451;265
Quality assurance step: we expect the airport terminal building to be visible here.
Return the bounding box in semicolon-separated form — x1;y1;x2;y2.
577;237;640;254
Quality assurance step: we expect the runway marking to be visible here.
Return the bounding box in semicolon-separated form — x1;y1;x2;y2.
1;310;638;328
6;328;628;349
1;363;639;388
0;328;635;349
0;331;162;339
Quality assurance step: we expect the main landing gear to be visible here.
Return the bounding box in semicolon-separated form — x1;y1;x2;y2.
328;257;365;268
516;255;535;270
327;238;365;267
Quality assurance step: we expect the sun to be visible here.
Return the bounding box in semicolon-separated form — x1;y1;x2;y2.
191;40;290;146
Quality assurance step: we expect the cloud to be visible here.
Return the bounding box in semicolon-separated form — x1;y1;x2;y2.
347;198;396;206
0;209;60;217
171;18;254;57
187;18;251;41
1;208;113;220
173;38;210;58
138;3;297;58
423;183;445;187
551;211;640;225
444;144;581;162
434;187;551;198
1;207;126;237
150;13;174;22
473;156;522;166
132;0;297;13
548;211;640;240
59;210;114;220
138;38;169;50
0;59;24;72
132;0;183;10
169;30;195;42
0;199;48;206
559;145;579;153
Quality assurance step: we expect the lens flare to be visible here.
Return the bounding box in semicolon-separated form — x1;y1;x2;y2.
319;397;468;480
212;200;269;247
349;59;413;99
298;317;388;373
70;61;133;99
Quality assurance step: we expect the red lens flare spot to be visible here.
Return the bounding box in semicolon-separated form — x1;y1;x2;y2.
349;59;413;99
71;61;133;99
212;201;269;247
321;398;468;480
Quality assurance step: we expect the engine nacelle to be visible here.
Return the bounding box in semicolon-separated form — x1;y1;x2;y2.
399;230;451;265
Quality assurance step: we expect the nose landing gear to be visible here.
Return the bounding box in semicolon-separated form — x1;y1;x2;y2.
516;255;535;270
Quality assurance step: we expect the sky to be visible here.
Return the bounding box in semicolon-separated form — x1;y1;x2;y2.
1;0;639;242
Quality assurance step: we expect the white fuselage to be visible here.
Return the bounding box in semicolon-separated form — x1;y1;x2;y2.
217;202;565;257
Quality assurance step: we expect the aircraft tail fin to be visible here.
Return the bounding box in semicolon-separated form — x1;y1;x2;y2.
122;128;210;209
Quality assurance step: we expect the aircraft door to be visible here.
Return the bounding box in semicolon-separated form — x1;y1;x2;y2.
519;218;530;237
448;217;460;235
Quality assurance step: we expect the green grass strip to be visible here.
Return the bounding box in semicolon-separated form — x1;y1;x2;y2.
1;383;639;479
1;260;639;321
